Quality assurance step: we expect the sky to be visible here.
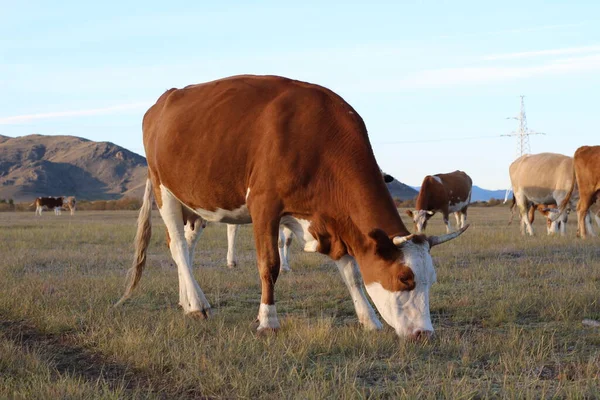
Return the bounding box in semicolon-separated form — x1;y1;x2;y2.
1;1;599;190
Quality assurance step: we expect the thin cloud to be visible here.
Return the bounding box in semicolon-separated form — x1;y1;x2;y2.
346;54;600;92
0;102;149;124
484;45;600;61
438;22;587;39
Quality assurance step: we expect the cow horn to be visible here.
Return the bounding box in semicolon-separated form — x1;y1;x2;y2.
428;224;470;247
393;234;415;246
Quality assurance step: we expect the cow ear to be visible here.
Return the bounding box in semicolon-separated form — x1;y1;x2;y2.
368;229;397;261
405;210;414;218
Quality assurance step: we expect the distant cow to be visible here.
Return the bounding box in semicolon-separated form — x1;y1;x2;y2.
34;197;67;216
509;153;577;236
118;75;469;339
33;196;76;216
406;171;472;233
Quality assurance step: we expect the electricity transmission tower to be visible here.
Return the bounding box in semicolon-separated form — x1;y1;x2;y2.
502;95;545;202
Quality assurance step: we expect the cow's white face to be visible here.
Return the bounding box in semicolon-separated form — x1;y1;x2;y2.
406;210;435;233
365;240;436;338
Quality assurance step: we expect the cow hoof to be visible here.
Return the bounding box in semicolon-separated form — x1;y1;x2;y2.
256;327;279;336
186;309;211;320
227;262;237;269
280;266;291;272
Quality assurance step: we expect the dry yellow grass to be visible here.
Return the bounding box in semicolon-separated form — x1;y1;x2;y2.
0;207;599;398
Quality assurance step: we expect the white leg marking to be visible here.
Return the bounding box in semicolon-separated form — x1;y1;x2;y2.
159;186;211;314
257;303;280;331
226;224;239;268
454;212;460;229
460;212;466;228
335;255;382;330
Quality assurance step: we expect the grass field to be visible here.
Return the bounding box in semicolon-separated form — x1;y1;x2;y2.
0;207;599;399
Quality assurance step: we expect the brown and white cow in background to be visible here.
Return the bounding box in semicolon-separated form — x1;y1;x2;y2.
33;196;77;216
34;196;67;216
552;146;600;238
224;172;395;271
406;171;472;233
116;75;469;339
509;153;579;236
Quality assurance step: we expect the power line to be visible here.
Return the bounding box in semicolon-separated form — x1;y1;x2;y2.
377;134;505;145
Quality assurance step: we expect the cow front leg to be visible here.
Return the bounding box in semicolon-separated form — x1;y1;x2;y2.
226;224;239;268
577;195;593;239
584;212;597;237
335;255;382;330
442;211;451;233
278;226;293;272
454;212;461;230
159;188;211;317
250;205;283;334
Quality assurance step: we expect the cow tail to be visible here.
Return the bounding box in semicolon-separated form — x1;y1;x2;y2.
115;178;154;306
552;169;576;222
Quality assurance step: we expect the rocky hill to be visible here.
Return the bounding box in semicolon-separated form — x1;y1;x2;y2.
0;134;147;201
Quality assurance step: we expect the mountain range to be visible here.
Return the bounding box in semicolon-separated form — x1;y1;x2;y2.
0;134;502;202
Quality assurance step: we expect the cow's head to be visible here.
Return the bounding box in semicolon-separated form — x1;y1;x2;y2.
363;225;469;339
405;209;435;232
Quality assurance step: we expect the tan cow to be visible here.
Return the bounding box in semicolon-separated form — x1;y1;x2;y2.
509;153;577;236
116;75;468;339
406;171;472;233
572;146;600;238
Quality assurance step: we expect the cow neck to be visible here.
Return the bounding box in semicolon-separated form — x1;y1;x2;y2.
309;166;410;262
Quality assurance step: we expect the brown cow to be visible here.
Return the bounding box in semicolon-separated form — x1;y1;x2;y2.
406;171;472;233
573;146;600;238
116;75;468;339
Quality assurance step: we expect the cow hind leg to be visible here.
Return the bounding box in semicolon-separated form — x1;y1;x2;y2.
335;255;382;330
515;194;534;236
577;195;594;239
454;212;461;230
159;188;211;317
226;224;239;268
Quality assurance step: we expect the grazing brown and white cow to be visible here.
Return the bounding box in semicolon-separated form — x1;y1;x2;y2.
509;153;578;236
116;75;469;339
406;171;472;233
